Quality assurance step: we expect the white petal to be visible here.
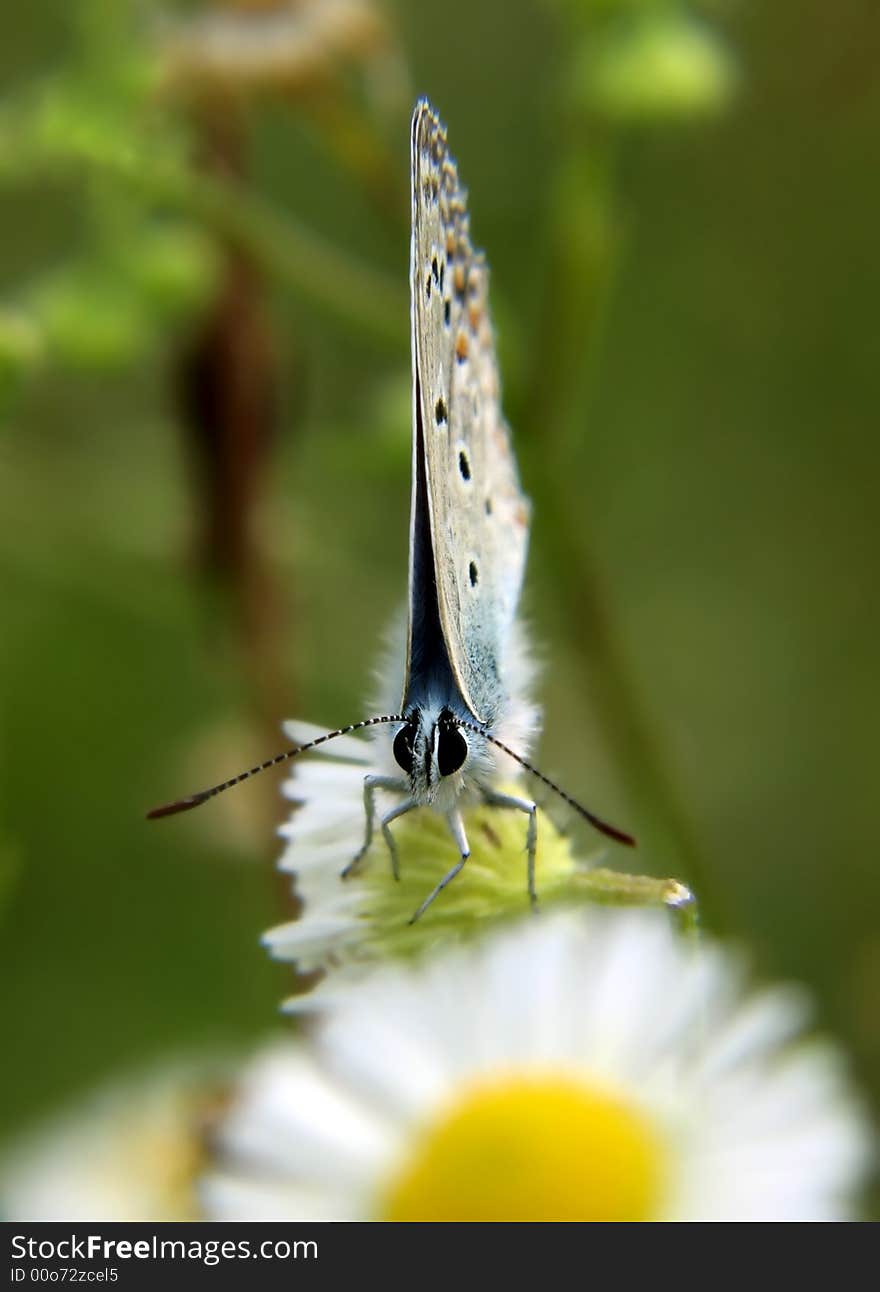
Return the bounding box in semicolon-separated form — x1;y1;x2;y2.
202;1173;365;1221
217;1047;399;1193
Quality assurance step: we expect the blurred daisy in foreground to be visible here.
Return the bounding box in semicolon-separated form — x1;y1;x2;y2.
264;721;693;1005
204;912;870;1221
0;1061;229;1221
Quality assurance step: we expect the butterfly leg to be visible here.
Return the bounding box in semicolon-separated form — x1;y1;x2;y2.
378;797;420;881
481;788;539;911
408;809;471;925
342;774;408;880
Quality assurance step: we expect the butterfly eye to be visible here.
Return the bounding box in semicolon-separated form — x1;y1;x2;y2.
437;725;468;777
393;724;416;775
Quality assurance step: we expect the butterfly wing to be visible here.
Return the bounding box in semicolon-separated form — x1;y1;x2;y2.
405;101;530;725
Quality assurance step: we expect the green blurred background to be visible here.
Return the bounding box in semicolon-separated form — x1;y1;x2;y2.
1;0;878;1179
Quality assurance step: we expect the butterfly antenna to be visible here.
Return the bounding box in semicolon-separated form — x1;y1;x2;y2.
146;715;405;820
456;720;636;847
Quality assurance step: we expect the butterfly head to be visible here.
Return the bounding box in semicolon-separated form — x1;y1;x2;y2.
392;704;479;805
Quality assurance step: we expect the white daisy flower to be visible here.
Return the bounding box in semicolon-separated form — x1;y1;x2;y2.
264;720;692;1003
0;1061;229;1221
203;911;871;1221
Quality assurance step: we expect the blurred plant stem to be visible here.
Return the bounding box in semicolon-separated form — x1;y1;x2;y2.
175;99;292;846
524;115;721;922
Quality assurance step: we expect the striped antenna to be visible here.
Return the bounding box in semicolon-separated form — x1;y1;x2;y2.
146;714;405;820
455;719;636;847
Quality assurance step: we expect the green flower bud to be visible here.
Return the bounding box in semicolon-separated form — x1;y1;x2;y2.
0;309;44;389
575;12;737;123
125;225;220;320
32;266;153;370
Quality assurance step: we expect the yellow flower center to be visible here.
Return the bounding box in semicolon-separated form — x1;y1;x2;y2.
381;1073;667;1222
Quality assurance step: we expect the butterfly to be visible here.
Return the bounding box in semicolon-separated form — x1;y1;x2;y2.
149;99;634;923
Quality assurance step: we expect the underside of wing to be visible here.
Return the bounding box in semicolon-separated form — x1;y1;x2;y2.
406;101;530;725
